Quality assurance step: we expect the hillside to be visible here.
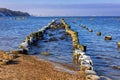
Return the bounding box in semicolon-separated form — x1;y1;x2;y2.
0;8;30;16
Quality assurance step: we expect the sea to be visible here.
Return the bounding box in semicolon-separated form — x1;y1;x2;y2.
0;16;120;80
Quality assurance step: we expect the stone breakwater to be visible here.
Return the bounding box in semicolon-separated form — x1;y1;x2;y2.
18;19;57;54
0;19;58;65
61;19;100;80
18;18;100;80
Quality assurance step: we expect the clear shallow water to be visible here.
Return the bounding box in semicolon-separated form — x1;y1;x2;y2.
0;16;120;80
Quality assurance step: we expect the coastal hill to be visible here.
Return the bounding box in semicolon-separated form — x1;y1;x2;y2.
0;8;30;16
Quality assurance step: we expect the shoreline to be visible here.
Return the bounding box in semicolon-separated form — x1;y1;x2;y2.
0;53;84;80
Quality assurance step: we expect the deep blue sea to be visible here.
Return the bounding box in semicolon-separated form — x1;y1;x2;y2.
0;16;120;80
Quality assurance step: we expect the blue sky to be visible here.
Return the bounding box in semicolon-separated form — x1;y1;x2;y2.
0;0;120;16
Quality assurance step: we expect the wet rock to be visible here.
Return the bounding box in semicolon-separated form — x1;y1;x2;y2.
79;55;91;62
19;39;30;50
50;25;56;28
73;50;86;64
81;45;87;52
96;32;101;36
104;36;112;40
80;64;93;71
80;59;93;66
85;70;96;75
81;25;86;28
73;53;80;64
89;29;93;32
40;52;51;56
75;50;85;56
86;75;100;80
112;65;120;70
86;28;89;30
36;31;43;40
117;42;120;48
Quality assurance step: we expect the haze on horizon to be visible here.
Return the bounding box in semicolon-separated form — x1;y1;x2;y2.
0;0;120;16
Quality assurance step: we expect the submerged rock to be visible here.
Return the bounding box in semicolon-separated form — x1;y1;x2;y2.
48;37;58;42
85;70;96;75
59;35;66;40
40;52;51;56
49;33;54;36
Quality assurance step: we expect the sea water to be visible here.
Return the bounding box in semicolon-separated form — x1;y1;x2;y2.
0;16;120;80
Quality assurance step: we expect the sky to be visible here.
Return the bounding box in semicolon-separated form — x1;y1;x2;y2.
0;0;120;16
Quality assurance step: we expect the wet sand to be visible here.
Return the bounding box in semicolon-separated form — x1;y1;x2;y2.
0;54;85;80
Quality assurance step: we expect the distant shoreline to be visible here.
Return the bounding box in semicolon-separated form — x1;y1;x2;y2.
0;8;30;16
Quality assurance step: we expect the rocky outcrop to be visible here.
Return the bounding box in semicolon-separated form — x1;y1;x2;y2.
0;8;30;16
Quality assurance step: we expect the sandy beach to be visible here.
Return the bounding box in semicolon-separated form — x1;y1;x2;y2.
0;53;85;80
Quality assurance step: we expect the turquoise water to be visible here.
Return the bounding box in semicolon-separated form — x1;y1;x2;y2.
0;16;120;80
